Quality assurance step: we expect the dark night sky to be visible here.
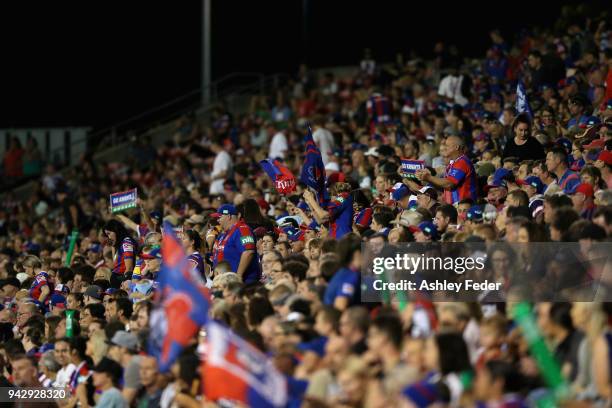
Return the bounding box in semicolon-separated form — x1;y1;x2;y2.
0;1;589;129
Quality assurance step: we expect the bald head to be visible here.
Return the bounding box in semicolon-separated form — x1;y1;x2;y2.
445;135;464;158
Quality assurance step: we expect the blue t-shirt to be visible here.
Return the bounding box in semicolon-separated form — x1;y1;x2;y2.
324;267;360;306
212;221;261;284
327;193;353;239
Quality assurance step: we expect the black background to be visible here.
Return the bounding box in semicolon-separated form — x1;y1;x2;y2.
0;1;591;129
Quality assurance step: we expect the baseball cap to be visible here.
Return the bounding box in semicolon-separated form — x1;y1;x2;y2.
140;246;162;260
213;204;237;217
597;150;612;166
415;221;439;240
149;211;163;224
185;214;205;225
391;183;410;201
390;210;424;227
481;111;498;122
83;285;103;301
108;330;138;351
418;186;438;200
365;147;379;158
466;206;484;223
86;243;102;254
283;226;305;242
584;138;605;150
517;176;545;194
579;116;601;129
93;358;123;382
572;183;594;198
50;294;66;310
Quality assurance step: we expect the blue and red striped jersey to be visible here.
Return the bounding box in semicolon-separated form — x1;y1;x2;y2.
212;221;261;284
444;155;478;204
113;237;137;275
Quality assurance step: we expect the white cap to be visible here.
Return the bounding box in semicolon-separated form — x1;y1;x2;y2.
364;147;379;157
325;162;340;172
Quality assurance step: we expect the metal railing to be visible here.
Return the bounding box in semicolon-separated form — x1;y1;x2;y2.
1;71;292;198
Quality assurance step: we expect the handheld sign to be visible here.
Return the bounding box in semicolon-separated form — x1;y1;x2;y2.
110;188;138;213
400;158;424;180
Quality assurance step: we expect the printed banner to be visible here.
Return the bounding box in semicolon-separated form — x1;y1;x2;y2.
400;159;424;178
110;188;138;213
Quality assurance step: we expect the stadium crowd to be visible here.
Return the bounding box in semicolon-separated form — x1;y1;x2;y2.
1;9;612;408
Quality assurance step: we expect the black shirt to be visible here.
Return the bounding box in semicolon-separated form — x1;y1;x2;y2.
502;137;545;161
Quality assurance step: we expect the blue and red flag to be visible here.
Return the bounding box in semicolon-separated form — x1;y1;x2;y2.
300;126;328;203
203;320;288;408
259;159;297;195
148;222;211;372
516;80;533;119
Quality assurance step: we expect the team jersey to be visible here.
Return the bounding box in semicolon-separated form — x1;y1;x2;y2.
354;207;373;229
68;361;90;394
212;221;261;284
557;169;580;194
366;94;391;125
188;252;206;279
444;155;478;204
323;267;360;306
326;192;353;239
112;237;137;275
29;271;50;302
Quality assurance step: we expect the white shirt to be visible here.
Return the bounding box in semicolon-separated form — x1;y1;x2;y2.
269;131;288;159
54;363;76;388
209;150;232;195
313;127;335;165
438;74;468;105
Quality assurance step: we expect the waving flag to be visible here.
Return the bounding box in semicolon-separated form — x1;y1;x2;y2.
259;159;296;195
203;320;288;408
516;80;533;119
148;222;211;372
300;126;328;203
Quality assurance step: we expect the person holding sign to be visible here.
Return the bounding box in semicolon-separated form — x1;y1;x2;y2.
103;219;138;286
212;204;261;284
415;135;478;205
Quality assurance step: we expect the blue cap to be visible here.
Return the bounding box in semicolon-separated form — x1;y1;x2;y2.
149;210;162;223
519;176;545;194
215;204;237;216
140;246;162;260
467;206;484;222
283;226;304;242
556;137;572;154
487;168;510;189
417;221;439;240
50;293;66;310
579;116;601;128
87;243;102;254
481;111;497;122
391;183;410;201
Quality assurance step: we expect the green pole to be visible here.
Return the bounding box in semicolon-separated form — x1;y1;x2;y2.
65;229;79;267
511;302;569;404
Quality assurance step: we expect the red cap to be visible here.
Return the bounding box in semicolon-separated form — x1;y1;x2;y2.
584;138;605;150
573;183;594;198
256;198;270;212
327;172;346;185
597;150;612;166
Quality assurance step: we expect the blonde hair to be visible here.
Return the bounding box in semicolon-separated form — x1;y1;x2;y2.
88;330;109;365
212;272;242;289
23;255;42;269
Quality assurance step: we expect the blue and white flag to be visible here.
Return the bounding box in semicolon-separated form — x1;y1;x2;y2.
516;80;533;119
